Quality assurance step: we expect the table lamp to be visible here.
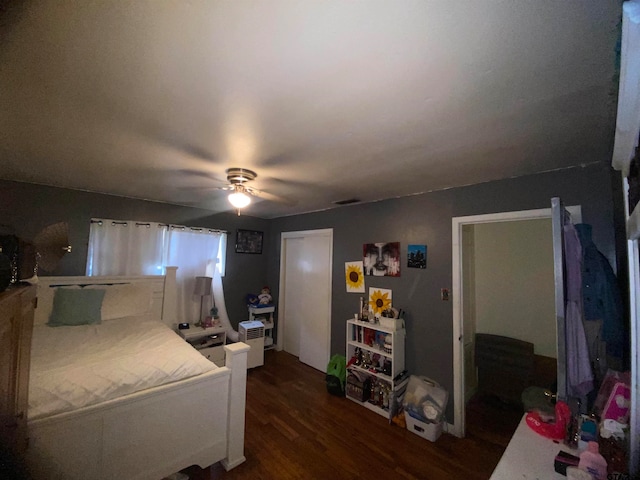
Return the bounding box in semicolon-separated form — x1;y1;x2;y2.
194;276;212;326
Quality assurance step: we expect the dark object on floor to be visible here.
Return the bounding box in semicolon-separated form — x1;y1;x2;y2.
475;333;534;405
326;354;346;396
326;374;345;396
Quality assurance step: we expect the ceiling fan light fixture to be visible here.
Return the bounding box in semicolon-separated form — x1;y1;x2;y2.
228;190;251;209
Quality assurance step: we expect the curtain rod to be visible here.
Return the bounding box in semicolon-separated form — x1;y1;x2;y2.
90;218;227;234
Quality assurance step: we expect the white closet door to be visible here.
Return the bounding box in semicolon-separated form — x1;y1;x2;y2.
298;233;332;372
279;229;333;372
283;237;304;357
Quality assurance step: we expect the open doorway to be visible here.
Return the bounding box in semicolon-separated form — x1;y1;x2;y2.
451;206;582;438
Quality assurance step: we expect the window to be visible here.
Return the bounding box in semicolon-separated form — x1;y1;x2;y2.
86;219;227;277
87;219;228;323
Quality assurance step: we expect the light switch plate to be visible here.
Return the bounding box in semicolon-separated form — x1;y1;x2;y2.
441;288;449;301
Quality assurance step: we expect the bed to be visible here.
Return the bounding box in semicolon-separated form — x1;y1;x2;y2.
25;267;250;480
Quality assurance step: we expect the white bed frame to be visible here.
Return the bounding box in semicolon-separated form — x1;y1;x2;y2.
26;267;250;480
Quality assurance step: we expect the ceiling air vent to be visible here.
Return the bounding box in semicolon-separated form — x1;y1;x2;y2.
333;198;361;206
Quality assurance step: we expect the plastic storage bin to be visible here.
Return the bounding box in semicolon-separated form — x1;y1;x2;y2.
402;375;448;442
404;412;443;442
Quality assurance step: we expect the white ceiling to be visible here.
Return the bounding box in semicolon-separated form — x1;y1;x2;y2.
0;1;621;219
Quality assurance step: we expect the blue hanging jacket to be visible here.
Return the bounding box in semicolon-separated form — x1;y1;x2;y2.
575;224;624;358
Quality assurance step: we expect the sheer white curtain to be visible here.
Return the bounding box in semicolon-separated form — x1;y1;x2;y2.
86;220;166;276
166;226;222;324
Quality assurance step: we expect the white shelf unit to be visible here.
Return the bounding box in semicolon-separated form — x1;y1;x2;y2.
345;319;405;419
248;305;275;350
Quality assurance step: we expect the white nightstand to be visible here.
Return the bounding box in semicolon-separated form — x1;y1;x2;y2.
178;325;226;366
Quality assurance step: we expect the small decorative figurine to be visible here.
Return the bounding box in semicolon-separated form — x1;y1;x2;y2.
201;316;213;328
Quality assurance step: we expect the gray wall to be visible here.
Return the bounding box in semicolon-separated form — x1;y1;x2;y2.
0;180;270;326
267;162;624;423
1;162;626;424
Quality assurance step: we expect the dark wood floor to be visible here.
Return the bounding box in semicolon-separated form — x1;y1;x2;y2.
182;350;522;480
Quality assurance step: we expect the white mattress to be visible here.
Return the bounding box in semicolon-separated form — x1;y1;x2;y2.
29;317;218;421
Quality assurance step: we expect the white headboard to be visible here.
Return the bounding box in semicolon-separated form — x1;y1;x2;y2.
34;267;178;328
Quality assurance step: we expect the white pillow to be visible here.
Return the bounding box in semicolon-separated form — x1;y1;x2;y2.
100;284;153;320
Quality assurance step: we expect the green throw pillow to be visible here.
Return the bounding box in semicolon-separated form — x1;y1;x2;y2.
47;288;106;327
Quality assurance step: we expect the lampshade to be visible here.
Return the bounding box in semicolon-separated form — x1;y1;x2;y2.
193;276;212;296
228;191;251;209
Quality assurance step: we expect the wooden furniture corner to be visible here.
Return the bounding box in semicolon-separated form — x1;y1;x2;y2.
0;284;36;455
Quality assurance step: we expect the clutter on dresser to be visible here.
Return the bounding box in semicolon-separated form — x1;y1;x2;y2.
521;368;632;479
0;222;72;290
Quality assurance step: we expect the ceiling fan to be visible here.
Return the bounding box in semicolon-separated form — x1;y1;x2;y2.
222;168;295;214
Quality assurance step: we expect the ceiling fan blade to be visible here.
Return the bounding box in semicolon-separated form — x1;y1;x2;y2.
175;169;226;183
247;187;297;206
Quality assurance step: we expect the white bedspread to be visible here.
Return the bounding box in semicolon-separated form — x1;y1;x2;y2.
29;317;218;421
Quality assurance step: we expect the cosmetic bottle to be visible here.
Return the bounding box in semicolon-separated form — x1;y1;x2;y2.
578;441;607;480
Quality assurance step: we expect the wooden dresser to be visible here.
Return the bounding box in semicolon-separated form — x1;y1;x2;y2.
0;285;36;454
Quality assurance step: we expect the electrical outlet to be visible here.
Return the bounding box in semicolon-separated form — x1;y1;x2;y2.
441;288;450;301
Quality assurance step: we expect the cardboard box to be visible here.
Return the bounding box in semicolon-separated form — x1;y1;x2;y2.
404;412;443;442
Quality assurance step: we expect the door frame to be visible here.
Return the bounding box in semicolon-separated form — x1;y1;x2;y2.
277;229;333;358
451;206;581;438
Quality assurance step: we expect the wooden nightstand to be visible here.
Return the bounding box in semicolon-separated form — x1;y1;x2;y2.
178;325;226;366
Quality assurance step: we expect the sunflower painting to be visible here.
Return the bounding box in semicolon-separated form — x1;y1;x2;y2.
345;261;365;293
368;287;392;316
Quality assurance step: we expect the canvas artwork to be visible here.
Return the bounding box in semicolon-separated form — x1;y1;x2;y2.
363;242;401;277
235;229;263;254
368;287;392;316
407;244;427;269
345;261;365;293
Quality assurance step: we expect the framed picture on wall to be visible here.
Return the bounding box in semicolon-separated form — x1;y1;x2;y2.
407;244;427;269
235;229;263;254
